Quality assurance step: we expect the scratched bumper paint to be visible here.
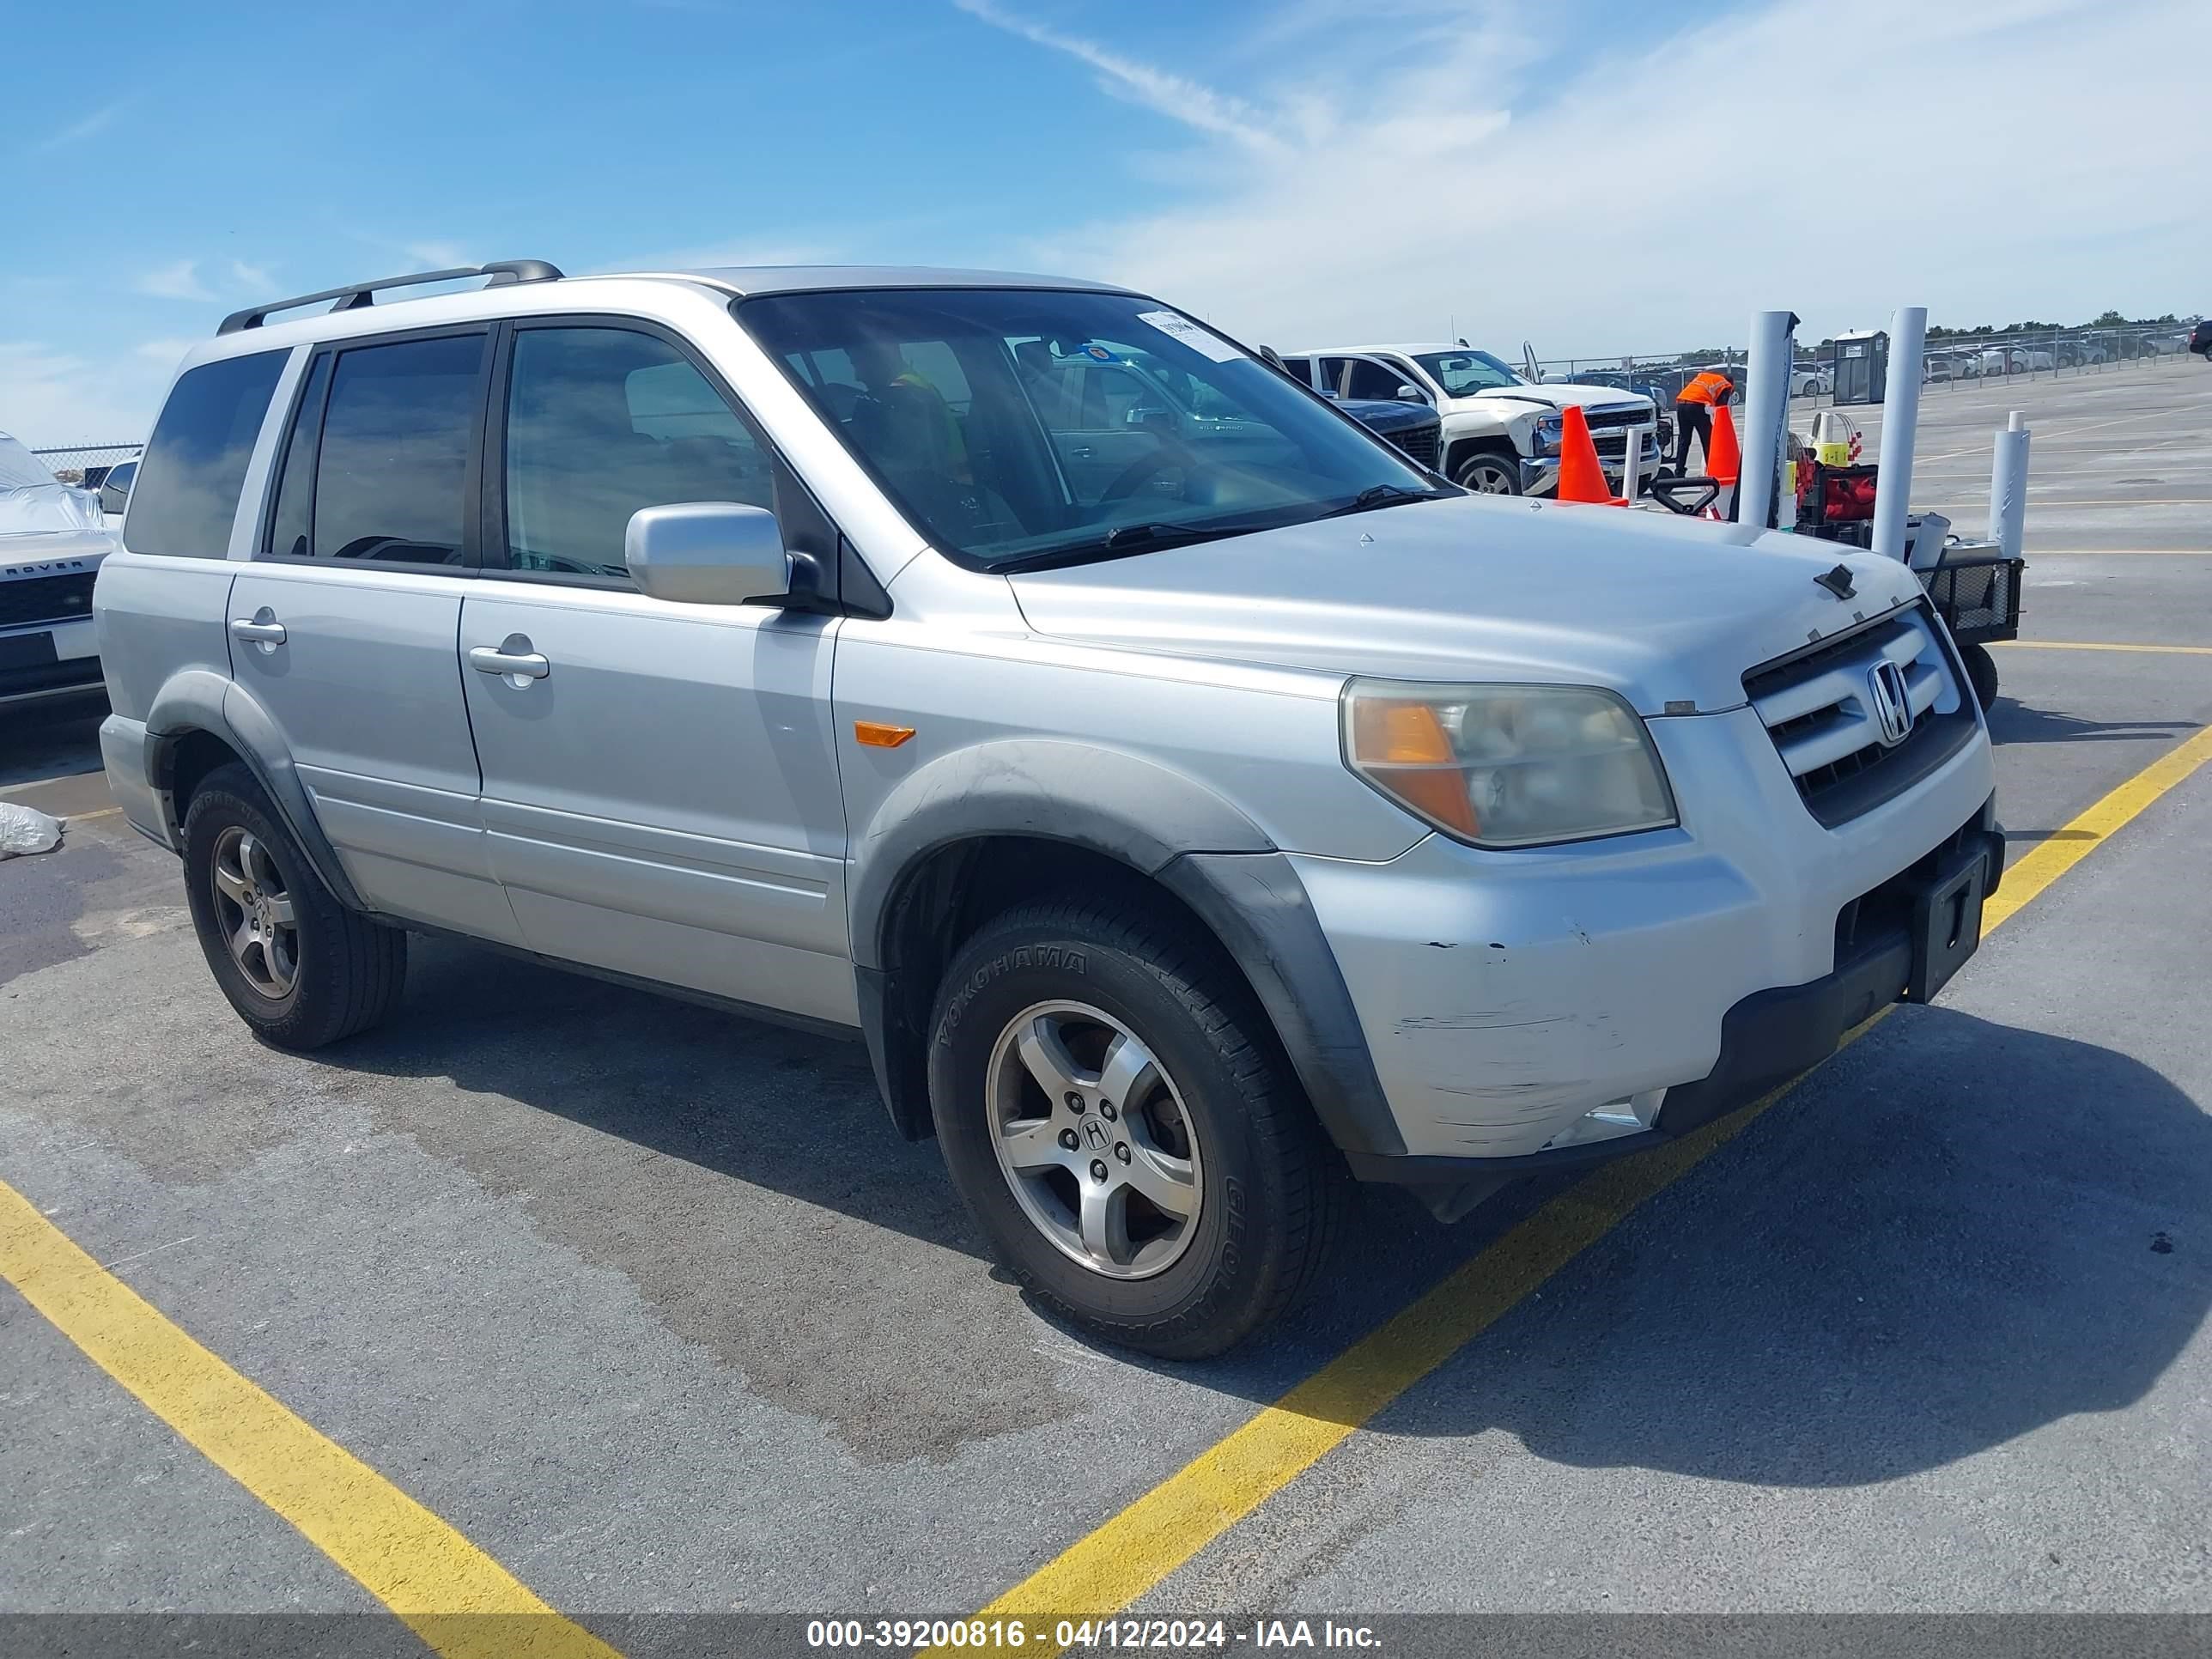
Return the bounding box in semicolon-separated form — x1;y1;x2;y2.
1290;706;1997;1158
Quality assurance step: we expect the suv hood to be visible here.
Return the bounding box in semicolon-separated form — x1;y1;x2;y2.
1006;495;1925;715
1453;381;1653;417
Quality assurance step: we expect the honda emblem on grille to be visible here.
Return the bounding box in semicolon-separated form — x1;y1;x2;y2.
1867;659;1913;747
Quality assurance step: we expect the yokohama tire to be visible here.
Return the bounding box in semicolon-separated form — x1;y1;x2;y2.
928;895;1343;1358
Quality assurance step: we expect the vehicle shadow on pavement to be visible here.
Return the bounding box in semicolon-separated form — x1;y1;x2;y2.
1986;697;2197;748
317;934;1539;1448
1370;1006;2212;1484
313;940;2207;1474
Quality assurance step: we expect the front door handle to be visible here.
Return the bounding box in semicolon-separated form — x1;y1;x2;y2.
229;610;286;650
467;633;550;683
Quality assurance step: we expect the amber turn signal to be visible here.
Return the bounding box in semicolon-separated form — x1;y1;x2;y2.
854;721;916;748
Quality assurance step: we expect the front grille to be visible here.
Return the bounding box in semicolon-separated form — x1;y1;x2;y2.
1743;604;1978;828
1389;422;1442;470
0;571;96;629
1581;404;1647;433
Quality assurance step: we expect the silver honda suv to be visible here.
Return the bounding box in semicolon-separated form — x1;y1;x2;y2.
95;260;2002;1355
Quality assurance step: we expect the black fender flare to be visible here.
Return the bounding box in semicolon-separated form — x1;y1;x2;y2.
849;740;1403;1158
145;671;366;913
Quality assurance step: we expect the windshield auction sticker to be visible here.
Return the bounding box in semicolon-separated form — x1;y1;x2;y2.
1136;310;1243;363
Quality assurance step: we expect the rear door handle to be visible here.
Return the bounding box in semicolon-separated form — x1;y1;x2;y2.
229;611;286;647
467;635;550;682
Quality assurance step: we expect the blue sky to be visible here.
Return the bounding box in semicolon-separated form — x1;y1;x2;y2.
5;0;2204;442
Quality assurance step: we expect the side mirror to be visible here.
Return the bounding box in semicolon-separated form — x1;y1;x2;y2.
1395;384;1425;403
624;501;791;605
100;480;131;516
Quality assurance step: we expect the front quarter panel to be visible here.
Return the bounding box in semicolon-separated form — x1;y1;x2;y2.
834;573;1428;969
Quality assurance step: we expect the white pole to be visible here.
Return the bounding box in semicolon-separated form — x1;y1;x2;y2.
1988;410;2030;561
1736;309;1797;531
1870;305;1927;561
1619;422;1644;502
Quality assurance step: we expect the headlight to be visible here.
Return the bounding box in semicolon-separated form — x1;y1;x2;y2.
1534;415;1564;456
1341;680;1677;848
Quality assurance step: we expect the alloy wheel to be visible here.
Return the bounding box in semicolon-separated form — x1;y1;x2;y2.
985;1000;1203;1279
210;825;299;999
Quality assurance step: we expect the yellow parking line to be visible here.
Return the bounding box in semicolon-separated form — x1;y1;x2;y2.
0;1182;621;1659
939;724;2212;1653
1994;641;2212;656
1984;724;2212;931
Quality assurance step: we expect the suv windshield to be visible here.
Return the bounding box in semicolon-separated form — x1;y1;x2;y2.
1410;349;1524;397
739;288;1443;568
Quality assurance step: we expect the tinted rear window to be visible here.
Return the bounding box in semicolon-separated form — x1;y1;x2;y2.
312;334;484;564
126;351;287;558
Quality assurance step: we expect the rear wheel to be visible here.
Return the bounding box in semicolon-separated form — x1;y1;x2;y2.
182;764;406;1050
928;896;1342;1358
1453;450;1521;495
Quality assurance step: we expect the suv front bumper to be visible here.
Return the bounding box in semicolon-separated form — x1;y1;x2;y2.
1334;798;2002;1211
0;619;104;708
1521;428;1666;495
1287;697;1999;1200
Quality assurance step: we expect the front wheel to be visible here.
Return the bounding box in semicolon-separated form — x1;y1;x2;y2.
928;896;1342;1358
1454;451;1522;495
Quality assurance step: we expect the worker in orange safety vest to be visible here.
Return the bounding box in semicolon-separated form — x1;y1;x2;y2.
1673;369;1735;472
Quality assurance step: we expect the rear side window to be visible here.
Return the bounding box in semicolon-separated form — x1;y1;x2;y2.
126;350;286;557
264;353;331;559
309;333;487;565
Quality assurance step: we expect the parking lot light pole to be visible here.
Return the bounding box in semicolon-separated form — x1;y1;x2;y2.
1737;310;1797;531
1871;306;1928;562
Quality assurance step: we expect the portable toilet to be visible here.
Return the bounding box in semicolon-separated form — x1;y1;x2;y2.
1832;329;1889;405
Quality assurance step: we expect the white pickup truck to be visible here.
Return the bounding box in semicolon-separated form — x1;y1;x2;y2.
2;432;113;710
1282;343;1661;496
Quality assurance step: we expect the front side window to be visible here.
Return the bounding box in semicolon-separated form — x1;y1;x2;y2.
1411;349;1523;397
126;350;286;558
312;334;487;564
1344;358;1421;402
741;289;1442;569
502;326;774;580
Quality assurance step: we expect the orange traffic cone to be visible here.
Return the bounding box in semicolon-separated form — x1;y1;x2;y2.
1707;402;1741;488
1555;405;1623;505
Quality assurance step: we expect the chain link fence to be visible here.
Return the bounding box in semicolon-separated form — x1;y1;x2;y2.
1529;319;2203;408
30;443;144;487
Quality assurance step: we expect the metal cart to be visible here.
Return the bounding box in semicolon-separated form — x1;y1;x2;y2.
1794;465;2023;711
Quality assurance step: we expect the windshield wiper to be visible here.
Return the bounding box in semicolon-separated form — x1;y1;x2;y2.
1319;483;1446;519
993;520;1266;573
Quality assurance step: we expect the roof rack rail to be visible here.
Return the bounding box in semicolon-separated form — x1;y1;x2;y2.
216;259;565;337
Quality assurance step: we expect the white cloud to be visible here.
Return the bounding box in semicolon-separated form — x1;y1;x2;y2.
404;241;471;270
30;102;122;154
135;338;199;367
977;0;2212;357
0;343;168;447
136;260;215;301
229;260;274;290
954;0;1285;155
595;239;842;273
